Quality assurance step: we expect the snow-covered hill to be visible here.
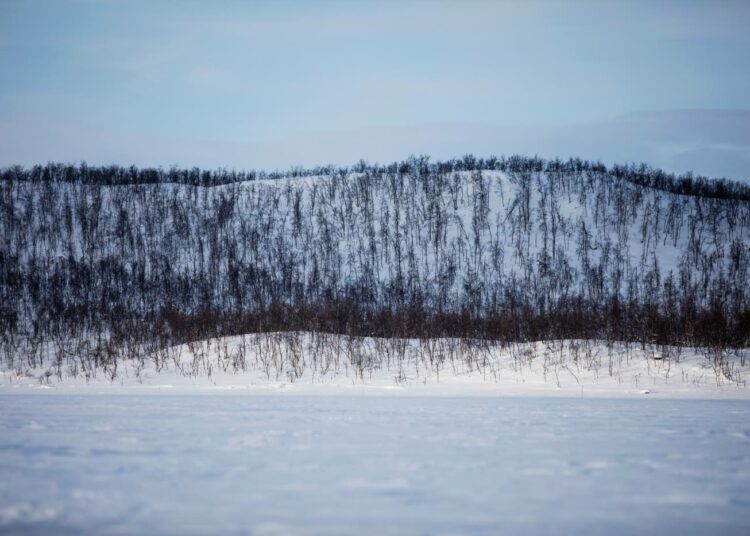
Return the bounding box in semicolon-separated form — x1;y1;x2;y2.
2;156;750;382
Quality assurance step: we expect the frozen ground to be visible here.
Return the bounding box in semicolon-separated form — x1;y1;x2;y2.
1;394;749;535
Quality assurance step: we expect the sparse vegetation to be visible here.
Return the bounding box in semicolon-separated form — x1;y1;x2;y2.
1;155;749;384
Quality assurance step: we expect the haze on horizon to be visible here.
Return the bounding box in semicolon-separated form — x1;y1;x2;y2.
1;0;749;181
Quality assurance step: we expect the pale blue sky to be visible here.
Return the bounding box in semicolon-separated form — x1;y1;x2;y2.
1;0;749;179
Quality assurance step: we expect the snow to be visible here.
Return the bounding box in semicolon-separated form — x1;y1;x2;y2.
1;394;749;535
3;334;749;533
3;334;749;399
6;164;749;532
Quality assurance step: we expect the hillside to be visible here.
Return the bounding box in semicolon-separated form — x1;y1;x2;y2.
1;155;749;387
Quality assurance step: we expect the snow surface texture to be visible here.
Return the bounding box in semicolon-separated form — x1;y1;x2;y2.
1;395;749;535
3;334;749;398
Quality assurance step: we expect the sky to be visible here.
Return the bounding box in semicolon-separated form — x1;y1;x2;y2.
1;0;749;180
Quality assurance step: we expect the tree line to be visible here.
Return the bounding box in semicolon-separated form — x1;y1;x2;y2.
3;155;749;200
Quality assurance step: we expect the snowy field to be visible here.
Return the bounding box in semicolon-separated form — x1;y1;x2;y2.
1;394;749;535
